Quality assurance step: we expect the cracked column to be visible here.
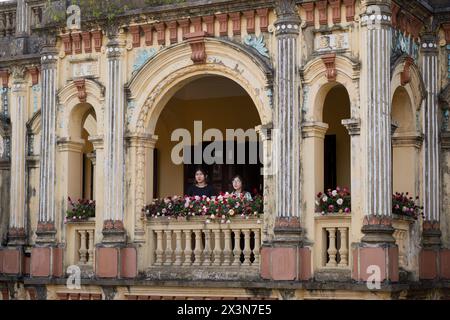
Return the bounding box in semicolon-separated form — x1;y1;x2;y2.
419;32;441;280
261;0;310;281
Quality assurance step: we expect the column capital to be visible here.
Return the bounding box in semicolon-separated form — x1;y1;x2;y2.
126;133;158;148
274;0;300;36
40;46;58;67
56;137;85;152
419;32;438;54
341;118;361;136
360;1;392;28
301;121;328;139
88;135;104;150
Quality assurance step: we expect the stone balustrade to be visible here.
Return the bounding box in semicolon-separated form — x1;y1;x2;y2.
146;216;262;280
65;219;95;269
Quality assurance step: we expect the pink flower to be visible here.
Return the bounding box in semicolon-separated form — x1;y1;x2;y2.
344;207;350;213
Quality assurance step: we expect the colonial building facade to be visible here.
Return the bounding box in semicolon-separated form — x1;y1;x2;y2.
0;0;450;300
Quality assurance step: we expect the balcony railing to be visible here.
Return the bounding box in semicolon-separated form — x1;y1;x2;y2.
145;216;262;280
314;214;351;271
65;219;95;271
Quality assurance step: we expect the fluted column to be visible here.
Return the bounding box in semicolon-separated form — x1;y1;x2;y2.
273;0;301;237
102;31;126;243
36;45;58;243
420;33;441;247
8;66;27;245
360;1;395;243
261;0;312;281
352;0;398;283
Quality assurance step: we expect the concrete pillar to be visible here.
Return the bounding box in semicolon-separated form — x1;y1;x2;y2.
353;0;398;283
260;0;311;281
8;65;27;246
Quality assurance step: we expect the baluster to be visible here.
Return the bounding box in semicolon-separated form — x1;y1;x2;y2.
326;227;337;267
164;230;173;266
154;230;164;266
223;229;232;266
87;230;94;265
253;229;261;265
78;230;87;264
193;230;203;266
243;229;251;266
174;230;183;266
183;230;193;266
212;229;222;266
203;230;212;266
232;229;242;266
338;227;348;267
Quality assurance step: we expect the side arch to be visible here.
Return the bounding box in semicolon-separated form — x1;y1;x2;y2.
301;54;360;122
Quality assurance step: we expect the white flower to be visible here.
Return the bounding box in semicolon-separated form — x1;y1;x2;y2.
210;214;215;219
221;220;225;223
226;220;231;224
322;195;328;202
206;219;210;224
337;198;343;205
332;190;338;197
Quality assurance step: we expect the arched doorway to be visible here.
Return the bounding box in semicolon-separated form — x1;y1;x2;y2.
391;86;419;197
62;103;97;203
322;84;351;191
154;75;263;197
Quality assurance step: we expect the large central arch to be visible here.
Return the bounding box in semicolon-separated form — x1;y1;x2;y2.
127;38;274;134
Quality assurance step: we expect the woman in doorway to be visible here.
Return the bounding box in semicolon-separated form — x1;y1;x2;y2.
230;175;252;200
186;167;217;198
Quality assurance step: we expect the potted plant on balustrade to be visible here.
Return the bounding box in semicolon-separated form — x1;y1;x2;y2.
142;193;264;224
65;197;96;223
316;186;351;215
392;192;422;220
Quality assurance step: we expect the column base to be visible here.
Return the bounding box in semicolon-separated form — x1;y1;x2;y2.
96;246;137;279
35;223;57;245
260;217;311;281
30;246;63;278
0;246;24;275
353;216;399;282
361;216;396;244
102;220;127;244
352;243;399;282
419;222;442;280
7;228;26;246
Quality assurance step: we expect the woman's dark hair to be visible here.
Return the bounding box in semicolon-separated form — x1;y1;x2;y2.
193;166;209;183
231;175;245;190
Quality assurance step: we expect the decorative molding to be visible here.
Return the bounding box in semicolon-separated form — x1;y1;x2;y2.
142;25;153;46
166;21;178;44
178;19;190;39
400;56;414;86
129;25;141;48
185;31;208;64
0;70;9;88
316;0;328;26
341;118;361;136
91;30;102;52
191;17;202;33
315;33;349;52
71;32;82;54
329;0;341;24
203;15;215;35
132;48;158;75
243;10;255;34
321;53;337;82
229;12;241;36
28;66;39;85
155;22;165;45
256;8;269;32
216;13;228;36
244;34;269;58
74;78;87;103
302;3;315;27
82;31;92;53
343;0;355;22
